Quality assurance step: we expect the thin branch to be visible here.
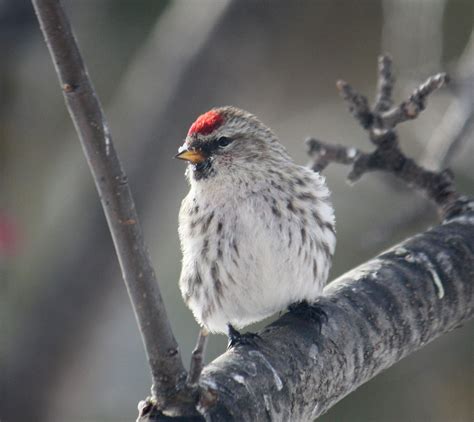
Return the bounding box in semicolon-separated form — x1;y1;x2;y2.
187;329;210;387
378;73;448;128
359;35;474;249
335;79;372;129
373;54;394;113
309;55;458;216
306;138;362;173
31;0;192;413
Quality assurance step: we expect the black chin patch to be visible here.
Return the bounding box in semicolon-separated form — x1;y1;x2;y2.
192;159;215;180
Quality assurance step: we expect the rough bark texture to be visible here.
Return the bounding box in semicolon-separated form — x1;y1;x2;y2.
187;198;473;421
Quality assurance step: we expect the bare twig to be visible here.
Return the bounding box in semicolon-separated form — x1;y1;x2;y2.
31;0;191;413
309;55;458;216
306;138;362;173
378;73;448;128
336;79;372;129
358;35;474;249
187;329;210;387
373;55;394;113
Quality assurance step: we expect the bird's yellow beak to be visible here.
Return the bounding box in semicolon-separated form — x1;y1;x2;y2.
175;147;206;164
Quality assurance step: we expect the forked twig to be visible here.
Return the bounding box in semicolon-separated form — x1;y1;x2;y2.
307;54;459;217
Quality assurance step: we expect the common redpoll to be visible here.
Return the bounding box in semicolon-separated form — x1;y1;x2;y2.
176;107;336;342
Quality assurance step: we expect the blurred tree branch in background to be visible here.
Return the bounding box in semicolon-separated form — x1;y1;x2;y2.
422;31;474;171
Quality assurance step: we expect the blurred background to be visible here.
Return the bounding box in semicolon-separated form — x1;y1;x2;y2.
2;0;473;421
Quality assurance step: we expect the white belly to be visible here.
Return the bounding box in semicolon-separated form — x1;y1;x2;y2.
179;186;335;334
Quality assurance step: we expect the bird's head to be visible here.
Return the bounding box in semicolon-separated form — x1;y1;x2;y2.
176;106;290;183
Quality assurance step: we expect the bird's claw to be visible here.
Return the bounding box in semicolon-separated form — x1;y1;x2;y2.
227;324;261;349
288;300;328;332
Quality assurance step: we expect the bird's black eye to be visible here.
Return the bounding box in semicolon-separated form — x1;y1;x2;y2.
217;137;232;147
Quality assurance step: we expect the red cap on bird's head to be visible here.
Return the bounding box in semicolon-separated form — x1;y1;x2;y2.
188;110;224;136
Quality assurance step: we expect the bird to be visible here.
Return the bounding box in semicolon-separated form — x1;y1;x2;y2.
176;106;336;346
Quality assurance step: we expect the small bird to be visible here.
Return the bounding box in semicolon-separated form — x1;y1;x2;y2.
176;106;336;344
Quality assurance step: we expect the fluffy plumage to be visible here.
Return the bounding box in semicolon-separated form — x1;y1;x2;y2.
177;106;336;333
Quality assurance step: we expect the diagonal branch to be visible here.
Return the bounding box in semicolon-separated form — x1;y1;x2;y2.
193;199;474;421
8;2;235;420
422;31;474;171
31;0;191;413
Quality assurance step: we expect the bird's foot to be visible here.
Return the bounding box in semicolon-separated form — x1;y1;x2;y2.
227;324;261;349
288;300;328;332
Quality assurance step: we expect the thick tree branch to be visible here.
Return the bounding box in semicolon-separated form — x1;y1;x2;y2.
31;0;190;412
138;197;473;421
192;198;473;421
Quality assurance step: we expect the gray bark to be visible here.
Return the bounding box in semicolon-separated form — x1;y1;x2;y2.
191;199;473;421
